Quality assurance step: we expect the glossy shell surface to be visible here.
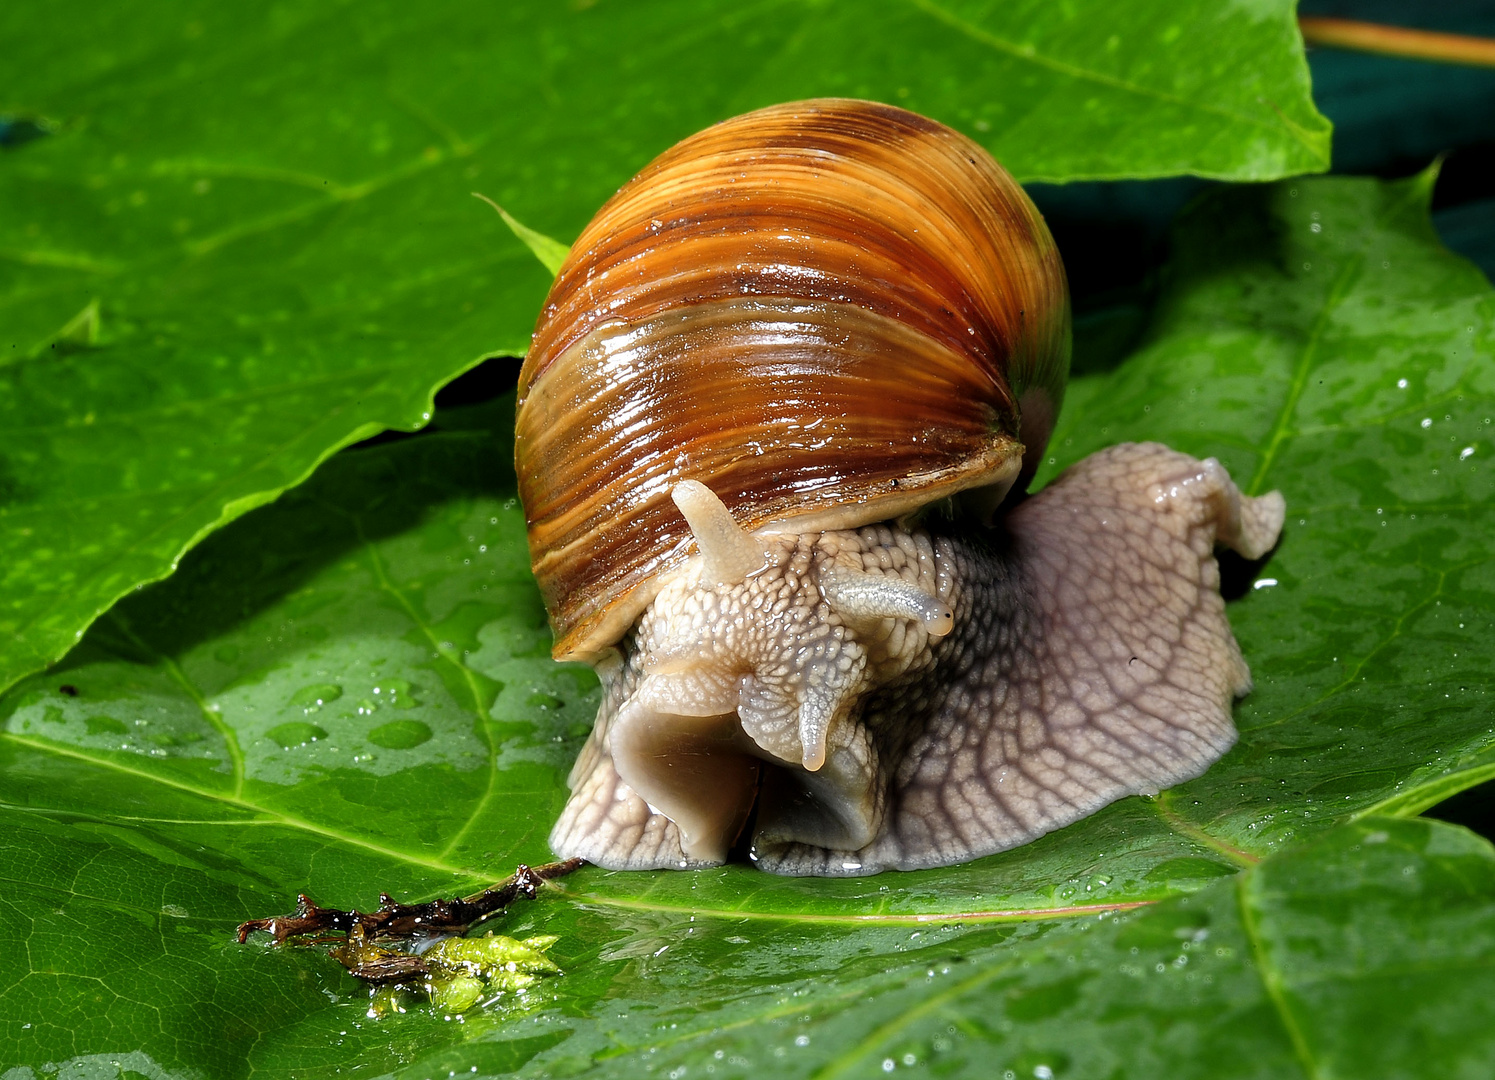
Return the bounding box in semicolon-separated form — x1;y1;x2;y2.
517;99;1070;660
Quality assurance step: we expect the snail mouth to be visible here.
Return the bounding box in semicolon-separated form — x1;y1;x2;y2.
610;706;762;865
609;694;879;865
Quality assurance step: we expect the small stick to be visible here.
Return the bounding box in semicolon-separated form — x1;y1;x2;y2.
236;858;586;946
1299;17;1495;69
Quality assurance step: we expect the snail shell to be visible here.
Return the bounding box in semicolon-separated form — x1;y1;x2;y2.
518;99;1068;663
516;100;1285;875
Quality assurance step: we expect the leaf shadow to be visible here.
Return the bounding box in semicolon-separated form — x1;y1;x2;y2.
84;364;523;667
1218;544;1280;602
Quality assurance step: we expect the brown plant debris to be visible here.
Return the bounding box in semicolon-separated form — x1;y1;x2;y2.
235;858;585;993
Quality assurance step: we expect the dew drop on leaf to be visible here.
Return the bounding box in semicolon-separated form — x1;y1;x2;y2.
267;721;328;749
367;720;434;749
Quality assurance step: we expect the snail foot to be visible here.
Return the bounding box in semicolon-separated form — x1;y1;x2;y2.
856;441;1287;873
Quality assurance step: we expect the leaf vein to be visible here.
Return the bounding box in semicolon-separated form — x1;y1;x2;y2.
1248;257;1363;495
903;0;1322;160
1237;872;1321;1079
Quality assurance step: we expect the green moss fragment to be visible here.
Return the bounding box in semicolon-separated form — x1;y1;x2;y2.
428;972;485;1014
367;985;417;1018
356;933;562;1019
426;932;561;980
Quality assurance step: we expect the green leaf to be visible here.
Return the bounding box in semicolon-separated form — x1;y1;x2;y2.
509;817;1495;1079
2;170;1492;1076
473;195;570;278
0;0;1328;696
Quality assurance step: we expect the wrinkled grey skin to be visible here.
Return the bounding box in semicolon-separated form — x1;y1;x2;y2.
550;443;1285;876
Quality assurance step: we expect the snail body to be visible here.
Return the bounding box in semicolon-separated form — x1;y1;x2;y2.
517;100;1284;874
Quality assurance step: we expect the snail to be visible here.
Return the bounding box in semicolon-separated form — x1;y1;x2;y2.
515;99;1284;875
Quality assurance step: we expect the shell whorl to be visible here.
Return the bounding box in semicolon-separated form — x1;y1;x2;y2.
517;99;1071;661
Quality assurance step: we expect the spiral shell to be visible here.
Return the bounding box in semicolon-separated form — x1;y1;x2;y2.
517;98;1070;661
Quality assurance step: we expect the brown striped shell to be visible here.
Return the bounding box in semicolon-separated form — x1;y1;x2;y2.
517;99;1071;662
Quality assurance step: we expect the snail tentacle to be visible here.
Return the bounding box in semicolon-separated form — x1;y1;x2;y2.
818;564;955;637
671;480;765;587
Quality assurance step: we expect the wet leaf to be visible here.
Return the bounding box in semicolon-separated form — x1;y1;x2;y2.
506;817;1495;1079
0;0;1328;695
1;170;1491;1077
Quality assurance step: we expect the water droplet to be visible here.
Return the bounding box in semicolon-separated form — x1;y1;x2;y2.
368;720;434;749
268;721;328;748
85;716;128;737
381;678;419;708
289;683;343;712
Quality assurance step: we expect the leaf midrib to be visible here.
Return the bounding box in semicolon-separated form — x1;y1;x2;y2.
1238;871;1321;1080
2;727;1171;924
555;885;1154;926
1247;258;1363;495
15;718;1487;929
1;731;476;880
352;520;505;861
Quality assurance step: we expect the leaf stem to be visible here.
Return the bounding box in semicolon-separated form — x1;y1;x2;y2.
1300;16;1495;69
1155;791;1261;867
1237;873;1321;1079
